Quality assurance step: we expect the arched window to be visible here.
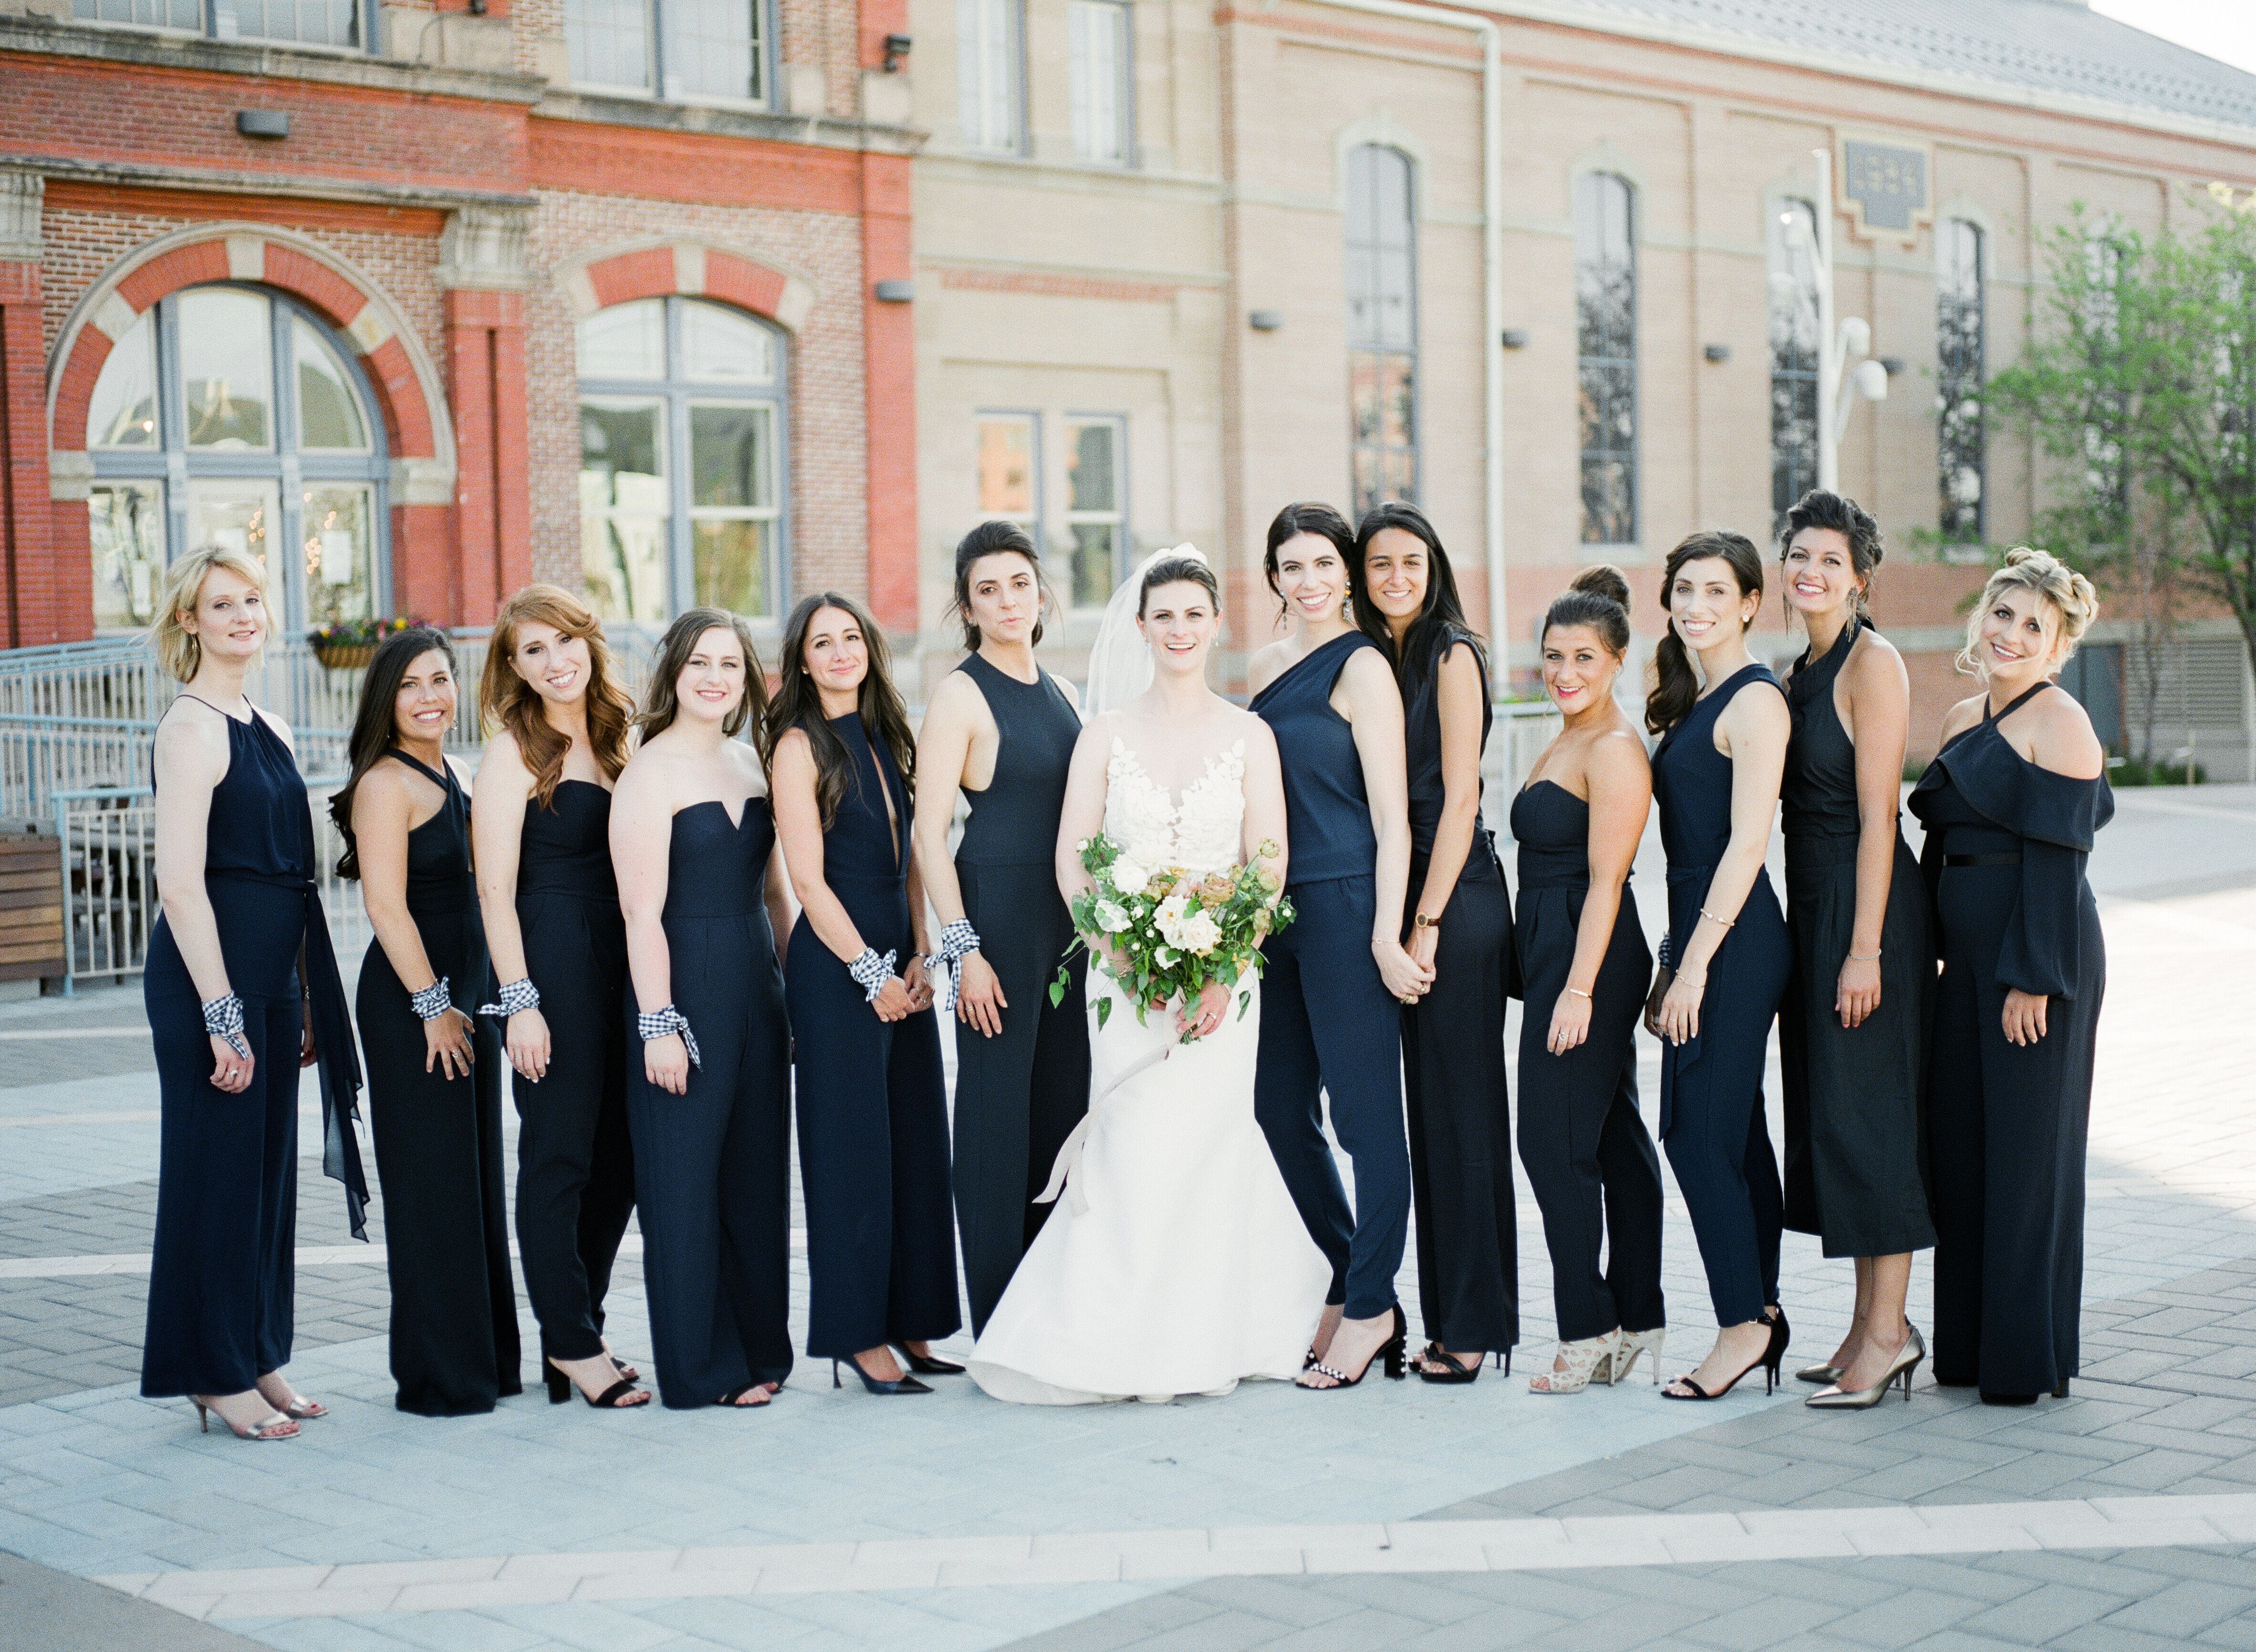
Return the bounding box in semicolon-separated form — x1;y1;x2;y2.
1345;143;1417;518
1575;172;1637;546
1768;197;1822;528
577;296;788;623
1937;219;1986;544
84;284;388;631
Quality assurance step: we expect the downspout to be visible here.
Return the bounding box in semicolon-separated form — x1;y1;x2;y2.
1292;0;1509;679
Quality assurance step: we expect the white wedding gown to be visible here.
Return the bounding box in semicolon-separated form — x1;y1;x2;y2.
968;738;1331;1405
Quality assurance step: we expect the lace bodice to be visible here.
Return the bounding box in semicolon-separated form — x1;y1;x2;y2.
1105;739;1245;875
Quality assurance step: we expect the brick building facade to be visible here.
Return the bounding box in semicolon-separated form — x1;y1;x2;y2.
908;0;2256;765
0;0;917;650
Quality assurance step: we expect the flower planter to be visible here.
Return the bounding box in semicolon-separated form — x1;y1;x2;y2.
313;643;376;671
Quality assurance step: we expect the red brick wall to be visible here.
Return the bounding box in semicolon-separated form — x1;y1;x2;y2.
525;188;871;608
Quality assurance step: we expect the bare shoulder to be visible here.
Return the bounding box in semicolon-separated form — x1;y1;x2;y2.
923;667;983;721
1053;672;1082;712
1226;704;1279;758
1726;674;1792;734
2027;686;2106;780
1938;693;1986;744
251;705;295;751
1245;639;1294;695
354;756;415;810
1339;643;1400;691
1588;722;1652;781
1076;708;1124;751
1845;626;1908;692
726;739;769;796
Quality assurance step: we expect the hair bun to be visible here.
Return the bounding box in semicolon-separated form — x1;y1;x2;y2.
1570;563;1632;616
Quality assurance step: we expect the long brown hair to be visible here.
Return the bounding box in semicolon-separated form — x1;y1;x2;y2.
330;627;455;881
765;591;916;831
636;608;769;751
1647;531;1764;736
1348;500;1483;689
481;584;634;808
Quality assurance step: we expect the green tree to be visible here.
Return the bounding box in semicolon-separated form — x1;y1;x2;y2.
1987;191;2256;758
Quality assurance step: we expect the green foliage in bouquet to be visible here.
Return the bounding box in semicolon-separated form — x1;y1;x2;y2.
1049;832;1295;1041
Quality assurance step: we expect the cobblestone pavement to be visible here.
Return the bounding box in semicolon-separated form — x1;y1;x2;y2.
0;786;2250;1652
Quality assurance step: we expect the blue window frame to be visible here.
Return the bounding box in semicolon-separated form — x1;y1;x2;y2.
85;283;391;632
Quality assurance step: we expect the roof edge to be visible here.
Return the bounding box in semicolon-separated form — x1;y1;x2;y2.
1468;0;2256;156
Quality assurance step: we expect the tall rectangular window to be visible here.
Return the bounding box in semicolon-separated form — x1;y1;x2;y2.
1769;197;1821;529
1937;219;1986;546
1069;0;1132;165
1065;419;1126;607
666;0;763;100
1346;144;1417;519
566;0;762;100
976;415;1039;527
1575;172;1637;545
569;0;654;90
958;0;1023;151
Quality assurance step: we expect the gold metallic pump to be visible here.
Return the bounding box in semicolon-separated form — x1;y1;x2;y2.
1806;1325;1924;1410
1795;1362;1844;1385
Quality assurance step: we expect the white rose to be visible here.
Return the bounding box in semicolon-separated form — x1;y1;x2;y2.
1094;900;1131;933
1178;911;1223;955
1110;855;1152;896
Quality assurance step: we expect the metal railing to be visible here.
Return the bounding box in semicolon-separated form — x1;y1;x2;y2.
49;776;366;991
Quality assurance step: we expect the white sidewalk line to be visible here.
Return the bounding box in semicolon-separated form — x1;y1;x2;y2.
89;1492;2256;1622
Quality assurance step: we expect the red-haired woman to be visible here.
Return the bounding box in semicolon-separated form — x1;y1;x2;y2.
471;585;645;1408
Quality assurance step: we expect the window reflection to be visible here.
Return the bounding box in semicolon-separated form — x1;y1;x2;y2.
180;288;274;451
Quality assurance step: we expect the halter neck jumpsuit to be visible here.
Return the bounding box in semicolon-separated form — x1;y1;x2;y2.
787;712;963;1362
1511;779;1665;1344
141;702;366;1401
949;652;1090;1336
1396;630;1518;1356
510;780;637;1371
624;792;795;1406
1250;630;1410;1324
1910;682;2111;1399
355;750;520;1416
1651;662;1792;1328
1778;617;1936;1261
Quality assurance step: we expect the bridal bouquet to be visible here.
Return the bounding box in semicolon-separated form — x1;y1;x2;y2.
1050;834;1294;1038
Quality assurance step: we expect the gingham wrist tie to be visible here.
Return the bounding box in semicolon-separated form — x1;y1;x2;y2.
409;977;453;1022
201;993;250;1060
849;948;898;1003
932;920;980;1010
478;977;540;1019
637;1006;701;1070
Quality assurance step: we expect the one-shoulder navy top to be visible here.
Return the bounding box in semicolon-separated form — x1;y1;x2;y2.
1909;682;2113;998
1250;630;1381;884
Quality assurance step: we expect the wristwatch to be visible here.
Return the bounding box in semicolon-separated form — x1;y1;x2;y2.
1414;911;1441;931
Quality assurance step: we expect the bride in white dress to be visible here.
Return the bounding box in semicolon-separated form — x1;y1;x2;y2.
968;550;1332;1405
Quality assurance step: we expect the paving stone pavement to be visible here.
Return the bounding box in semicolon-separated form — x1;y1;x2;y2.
0;786;2250;1652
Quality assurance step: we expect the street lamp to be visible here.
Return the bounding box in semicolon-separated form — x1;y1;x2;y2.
1770;146;1888;493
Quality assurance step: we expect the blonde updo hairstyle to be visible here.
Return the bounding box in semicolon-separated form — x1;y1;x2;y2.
1956;548;2099;677
148;544;271;682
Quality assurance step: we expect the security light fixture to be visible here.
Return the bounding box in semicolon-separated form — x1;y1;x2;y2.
873;280;915;302
1248;310;1284;331
883;33;912;71
1703;343;1732;363
1499;328;1529;349
235;110;290;139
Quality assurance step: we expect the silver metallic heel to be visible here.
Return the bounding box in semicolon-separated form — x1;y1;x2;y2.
1806;1325;1924;1411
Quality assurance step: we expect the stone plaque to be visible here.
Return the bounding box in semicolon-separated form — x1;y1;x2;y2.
1837;137;1932;246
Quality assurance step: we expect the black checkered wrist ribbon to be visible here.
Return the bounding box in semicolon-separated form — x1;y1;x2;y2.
637;1006;701;1070
478;977;540;1019
201;993;250;1060
849;948;898;1003
932;920;980;1010
409;977;453;1022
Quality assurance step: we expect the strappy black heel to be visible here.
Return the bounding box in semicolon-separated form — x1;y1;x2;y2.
1302;1305;1408;1389
546;1357;647;1408
833;1354;932;1395
1662;1312;1788;1401
889;1341;964;1376
1414;1343;1504;1384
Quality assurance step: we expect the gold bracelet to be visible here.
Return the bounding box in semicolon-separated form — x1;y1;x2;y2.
1698;907;1735;930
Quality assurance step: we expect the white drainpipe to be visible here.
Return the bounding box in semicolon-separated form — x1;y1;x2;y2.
1290;0;1510;679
